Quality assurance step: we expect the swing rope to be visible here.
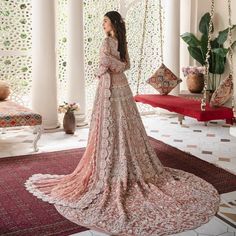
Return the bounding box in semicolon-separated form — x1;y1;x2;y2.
136;0;148;95
135;0;211;111
158;0;164;64
201;0;215;111
135;0;235;116
136;0;163;95
227;0;236;117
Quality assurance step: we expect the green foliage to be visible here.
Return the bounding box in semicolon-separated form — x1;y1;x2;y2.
181;12;236;75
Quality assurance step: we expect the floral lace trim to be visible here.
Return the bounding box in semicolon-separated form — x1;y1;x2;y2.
110;95;133;102
53;167;220;236
24;37;126;209
24;72;112;209
24;36;221;236
111;83;130;89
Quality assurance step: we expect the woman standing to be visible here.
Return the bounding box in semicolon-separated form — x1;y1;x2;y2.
25;11;220;236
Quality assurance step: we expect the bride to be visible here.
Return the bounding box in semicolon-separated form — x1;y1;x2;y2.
25;10;220;236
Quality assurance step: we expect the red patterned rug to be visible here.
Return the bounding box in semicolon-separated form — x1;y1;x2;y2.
0;136;236;236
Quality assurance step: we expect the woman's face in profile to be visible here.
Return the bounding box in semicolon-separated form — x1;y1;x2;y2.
103;16;113;33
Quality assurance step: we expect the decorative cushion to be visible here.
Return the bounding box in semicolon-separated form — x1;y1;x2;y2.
0;100;42;128
146;63;182;95
0;80;11;101
210;75;233;107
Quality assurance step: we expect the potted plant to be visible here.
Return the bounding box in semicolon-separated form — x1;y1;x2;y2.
182;66;205;93
58;102;80;134
181;12;236;93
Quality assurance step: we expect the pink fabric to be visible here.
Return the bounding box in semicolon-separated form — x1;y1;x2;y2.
24;36;220;236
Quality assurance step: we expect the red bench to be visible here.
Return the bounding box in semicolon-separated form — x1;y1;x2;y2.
134;94;235;125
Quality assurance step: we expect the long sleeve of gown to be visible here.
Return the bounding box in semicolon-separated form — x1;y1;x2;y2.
95;38;130;78
124;46;131;71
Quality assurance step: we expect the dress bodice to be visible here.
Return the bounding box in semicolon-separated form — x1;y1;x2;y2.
103;36;131;88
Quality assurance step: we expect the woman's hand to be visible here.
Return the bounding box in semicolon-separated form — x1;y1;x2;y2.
109;61;127;74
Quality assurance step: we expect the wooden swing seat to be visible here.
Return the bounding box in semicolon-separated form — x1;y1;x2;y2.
134;94;235;125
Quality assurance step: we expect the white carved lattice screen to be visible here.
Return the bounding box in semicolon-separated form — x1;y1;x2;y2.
0;0;163;114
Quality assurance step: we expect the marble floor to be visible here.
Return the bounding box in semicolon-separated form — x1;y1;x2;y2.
0;112;236;235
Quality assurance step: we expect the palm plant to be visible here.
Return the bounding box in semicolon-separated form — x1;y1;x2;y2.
181;12;236;91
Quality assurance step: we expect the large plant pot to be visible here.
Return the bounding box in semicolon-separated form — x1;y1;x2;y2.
186;73;205;93
63;111;76;134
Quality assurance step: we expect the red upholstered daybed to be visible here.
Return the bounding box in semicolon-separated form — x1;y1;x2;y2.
134;94;235;125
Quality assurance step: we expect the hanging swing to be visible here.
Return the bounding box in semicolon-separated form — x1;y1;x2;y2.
133;0;235;125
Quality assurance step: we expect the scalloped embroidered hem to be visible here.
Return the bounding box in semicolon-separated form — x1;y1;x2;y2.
54;204;219;236
24;38;221;236
24;167;220;235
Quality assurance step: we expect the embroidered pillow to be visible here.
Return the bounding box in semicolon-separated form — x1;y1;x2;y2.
210;75;233;107
146;63;182;95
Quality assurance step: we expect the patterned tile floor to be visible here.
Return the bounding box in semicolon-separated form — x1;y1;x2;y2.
0;112;236;235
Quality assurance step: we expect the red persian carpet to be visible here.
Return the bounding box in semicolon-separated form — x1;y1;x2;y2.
0;136;236;236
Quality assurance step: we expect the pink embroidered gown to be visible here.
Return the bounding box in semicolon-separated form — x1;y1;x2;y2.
24;36;220;236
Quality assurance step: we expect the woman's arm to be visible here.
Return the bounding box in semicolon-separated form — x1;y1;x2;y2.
124;45;131;71
95;38;128;78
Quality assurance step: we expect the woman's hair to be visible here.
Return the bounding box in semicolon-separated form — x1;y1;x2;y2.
104;11;127;62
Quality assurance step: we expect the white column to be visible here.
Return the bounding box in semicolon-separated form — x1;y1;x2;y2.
163;0;181;96
67;0;87;127
157;0;180;115
32;0;59;129
179;0;192;91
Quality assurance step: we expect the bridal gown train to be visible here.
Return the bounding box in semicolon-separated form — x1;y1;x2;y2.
24;36;220;236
